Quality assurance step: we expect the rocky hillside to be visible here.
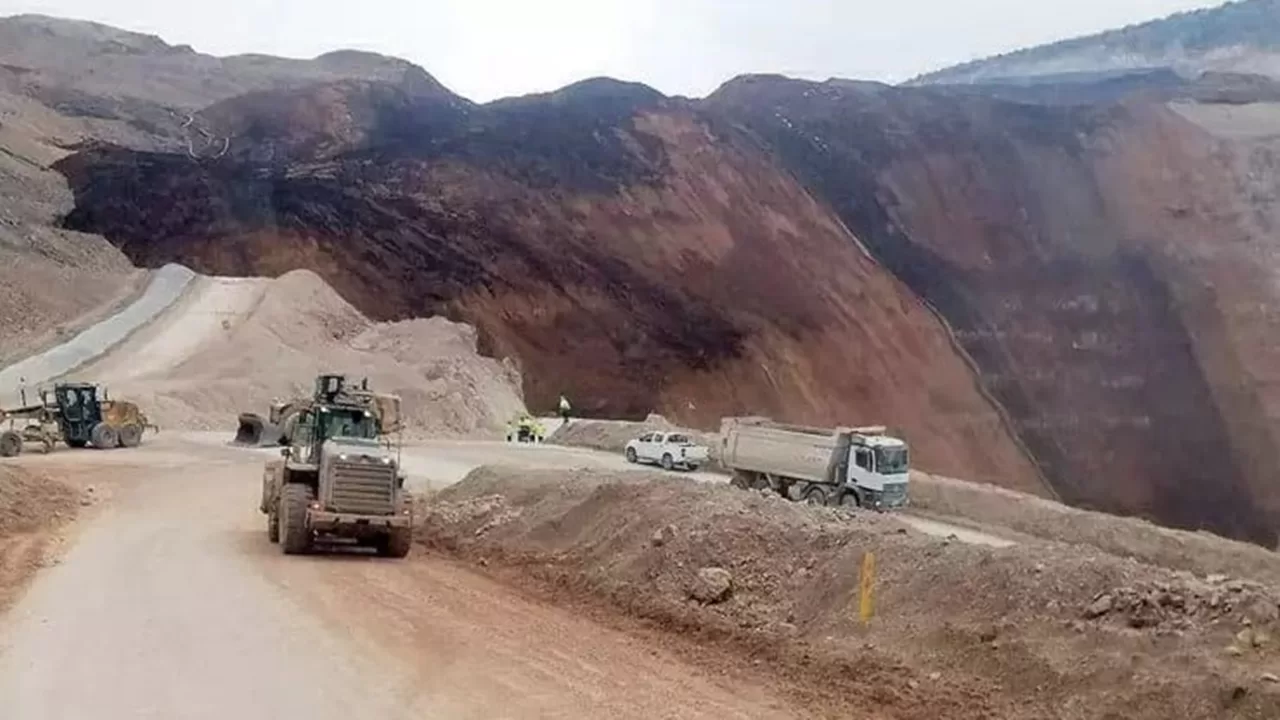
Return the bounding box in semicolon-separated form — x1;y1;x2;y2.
916;0;1280;85
9;13;1280;545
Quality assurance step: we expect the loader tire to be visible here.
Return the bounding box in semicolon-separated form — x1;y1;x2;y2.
267;504;280;543
90;423;118;450
0;431;21;458
118;423;143;448
378;527;412;559
279;484;314;555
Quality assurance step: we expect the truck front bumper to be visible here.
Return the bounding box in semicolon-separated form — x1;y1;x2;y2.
307;510;412;537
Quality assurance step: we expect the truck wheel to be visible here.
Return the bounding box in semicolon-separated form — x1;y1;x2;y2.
804;485;831;506
378;527;412;559
730;471;751;490
267;504;280;543
838;490;861;508
0;431;21;458
661;454;674;471
280;484;314;555
118;423;143;448
750;474;771;491
90;423;118;450
625;447;638;463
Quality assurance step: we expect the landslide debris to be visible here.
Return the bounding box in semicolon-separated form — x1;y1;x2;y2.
423;466;1280;720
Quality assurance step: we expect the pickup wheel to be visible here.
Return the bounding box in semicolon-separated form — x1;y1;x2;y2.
804;485;831;506
625;447;638;463
661;454;674;471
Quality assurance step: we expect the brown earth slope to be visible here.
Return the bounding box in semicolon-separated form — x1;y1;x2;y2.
9;16;1280;544
706;75;1280;546
52;77;1042;493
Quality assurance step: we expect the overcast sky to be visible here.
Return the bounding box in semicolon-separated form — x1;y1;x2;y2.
0;0;1228;101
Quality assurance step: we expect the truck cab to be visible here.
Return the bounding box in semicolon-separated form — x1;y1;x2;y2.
845;433;910;509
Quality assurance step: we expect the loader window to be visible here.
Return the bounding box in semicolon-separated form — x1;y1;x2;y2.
320;408;378;440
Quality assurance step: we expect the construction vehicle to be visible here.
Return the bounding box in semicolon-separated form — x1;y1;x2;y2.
721;417;909;510
259;374;413;557
505;412;545;443
235;400;303;447
0;383;155;457
625;431;710;471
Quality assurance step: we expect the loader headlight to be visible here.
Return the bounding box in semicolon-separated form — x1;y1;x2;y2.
381;457;392;465
338;453;349;461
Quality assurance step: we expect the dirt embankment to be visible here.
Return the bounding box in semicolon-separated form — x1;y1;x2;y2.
0;466;78;611
423;466;1280;720
72;269;526;438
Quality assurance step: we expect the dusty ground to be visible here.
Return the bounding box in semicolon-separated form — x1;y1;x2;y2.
0;436;815;719
425;466;1280;720
0;465;78;612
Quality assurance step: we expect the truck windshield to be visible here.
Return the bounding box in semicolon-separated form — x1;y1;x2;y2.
875;446;909;475
318;408;378;440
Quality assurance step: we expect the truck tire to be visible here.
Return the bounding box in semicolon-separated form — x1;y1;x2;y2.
279;484;314;555
267;504;280;543
730;471;751;490
804;485;831;506
67;438;87;449
838;490;861;508
0;431;21;458
661;454;675;471
750;474;772;491
90;423;118;450
118;423;143;448
625;447;638;463
378;527;412;558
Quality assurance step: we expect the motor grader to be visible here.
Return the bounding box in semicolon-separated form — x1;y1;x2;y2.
259;374;412;558
0;382;156;457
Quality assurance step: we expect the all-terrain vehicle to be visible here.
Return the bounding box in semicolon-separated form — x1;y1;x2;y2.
259;374;413;557
0;382;155;457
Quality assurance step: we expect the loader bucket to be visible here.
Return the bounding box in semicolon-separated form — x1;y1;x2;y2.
235;413;282;446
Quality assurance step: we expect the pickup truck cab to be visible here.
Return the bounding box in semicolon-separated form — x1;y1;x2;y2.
625;431;710;471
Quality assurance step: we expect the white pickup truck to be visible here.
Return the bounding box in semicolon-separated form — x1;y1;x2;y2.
625;431;710;471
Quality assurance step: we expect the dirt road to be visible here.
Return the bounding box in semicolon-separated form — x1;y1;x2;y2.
0;436;802;720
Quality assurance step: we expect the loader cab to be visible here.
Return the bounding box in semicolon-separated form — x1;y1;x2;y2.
290;404;379;464
47;383;103;448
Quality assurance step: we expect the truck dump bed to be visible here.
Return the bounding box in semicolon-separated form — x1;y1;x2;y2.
720;417;848;484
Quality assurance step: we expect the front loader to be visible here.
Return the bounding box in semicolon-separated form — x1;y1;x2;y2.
259;374;412;558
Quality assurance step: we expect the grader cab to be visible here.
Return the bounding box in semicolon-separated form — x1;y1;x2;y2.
0;383;155;457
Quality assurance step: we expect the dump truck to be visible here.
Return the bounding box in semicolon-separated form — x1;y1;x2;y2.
0;383;155;457
259;374;413;557
721;417;909;510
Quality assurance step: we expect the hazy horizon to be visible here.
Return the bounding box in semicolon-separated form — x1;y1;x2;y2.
0;0;1230;102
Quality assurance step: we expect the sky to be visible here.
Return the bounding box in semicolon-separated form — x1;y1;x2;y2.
0;0;1229;102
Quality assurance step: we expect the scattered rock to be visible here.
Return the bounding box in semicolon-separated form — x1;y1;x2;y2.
1208;574;1229;585
1254;630;1272;649
1033;563;1045;574
79;497;92;507
1085;594;1114;619
651;524;676;547
1263;673;1279;684
1226;645;1246;658
85;485;95;494
1236;629;1256;649
978;626;999;643
691;567;733;604
929;672;942;682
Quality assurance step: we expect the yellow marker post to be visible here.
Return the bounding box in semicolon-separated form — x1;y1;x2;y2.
859;551;876;623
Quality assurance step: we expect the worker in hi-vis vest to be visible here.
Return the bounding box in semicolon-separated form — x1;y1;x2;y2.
558;394;571;425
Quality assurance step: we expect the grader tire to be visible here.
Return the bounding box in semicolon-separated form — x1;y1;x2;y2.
118;424;143;448
0;431;21;458
279;484;314;555
378;527;412;559
90;423;118;450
